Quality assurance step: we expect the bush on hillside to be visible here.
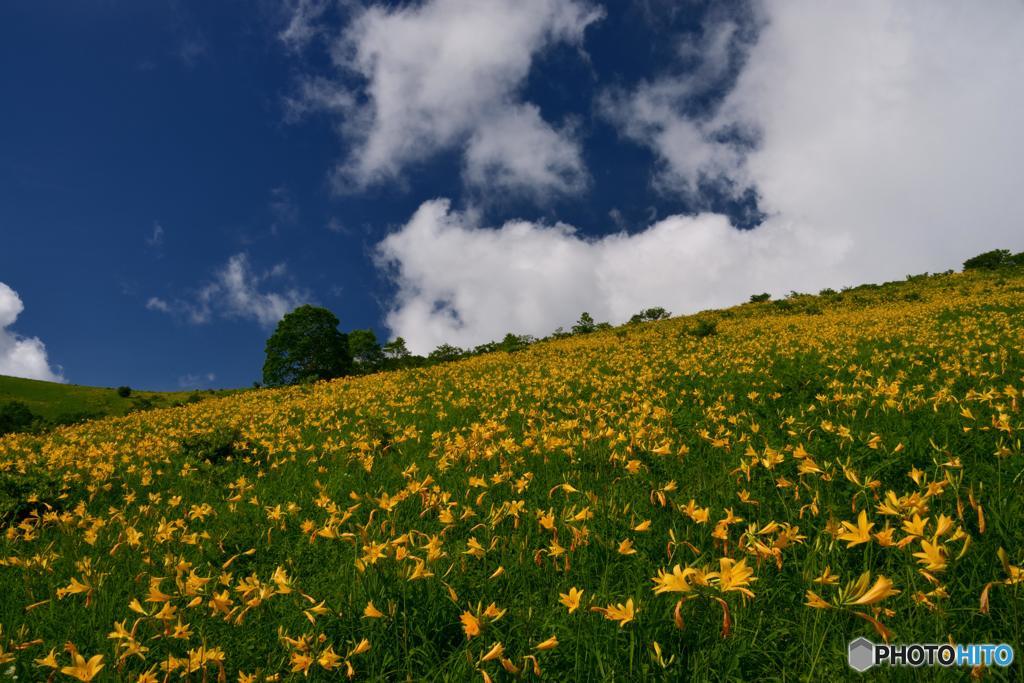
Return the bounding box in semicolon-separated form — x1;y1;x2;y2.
628;307;671;324
688;320;718;338
499;333;534;353
179;427;240;465
963;249;1024;271
0;401;36;437
0;469;69;525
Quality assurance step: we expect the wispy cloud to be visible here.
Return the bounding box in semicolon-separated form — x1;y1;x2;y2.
178;35;208;68
325;217;350;235
147;254;308;327
146;221;165;250
279;0;331;52
145;297;171;314
178;371;217;389
269;186;299;235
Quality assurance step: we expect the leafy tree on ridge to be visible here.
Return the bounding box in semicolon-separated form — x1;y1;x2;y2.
262;305;352;386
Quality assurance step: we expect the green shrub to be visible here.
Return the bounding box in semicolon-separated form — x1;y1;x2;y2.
116;386;132;398
749;293;771;303
50;410;103;428
963;249;1024;271
472;342;500;355
499;333;533;353
133;396;154;411
771;299;793;311
0;469;69;526
179;428;240;465
688;320;718;338
628;307;671;324
0;401;35;436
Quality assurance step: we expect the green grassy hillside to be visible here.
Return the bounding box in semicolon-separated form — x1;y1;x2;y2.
0;374;232;423
1;268;1023;681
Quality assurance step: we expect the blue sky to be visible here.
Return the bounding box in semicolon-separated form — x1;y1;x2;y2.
2;1;1023;390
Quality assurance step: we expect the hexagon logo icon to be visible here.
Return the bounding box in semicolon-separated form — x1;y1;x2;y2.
848;637;875;672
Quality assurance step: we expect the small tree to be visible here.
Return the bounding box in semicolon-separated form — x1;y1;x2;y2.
116;385;132;398
472;341;500;355
382;337;411;361
499;333;533;353
963;249;1014;270
262;305;352;387
428;344;464;363
629;307;671;324
572;312;597;335
348;329;384;371
749;293;771;303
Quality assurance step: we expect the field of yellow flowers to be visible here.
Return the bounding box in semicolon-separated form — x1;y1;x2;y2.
1;269;1022;681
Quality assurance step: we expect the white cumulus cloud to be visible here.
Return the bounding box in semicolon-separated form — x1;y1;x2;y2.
712;1;1024;281
376;1;1024;352
295;0;602;197
0;282;64;382
376;199;846;354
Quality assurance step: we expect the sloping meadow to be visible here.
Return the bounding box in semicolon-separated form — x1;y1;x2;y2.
1;270;1022;680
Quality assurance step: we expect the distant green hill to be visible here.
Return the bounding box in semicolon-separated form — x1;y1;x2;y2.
0;374;234;425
